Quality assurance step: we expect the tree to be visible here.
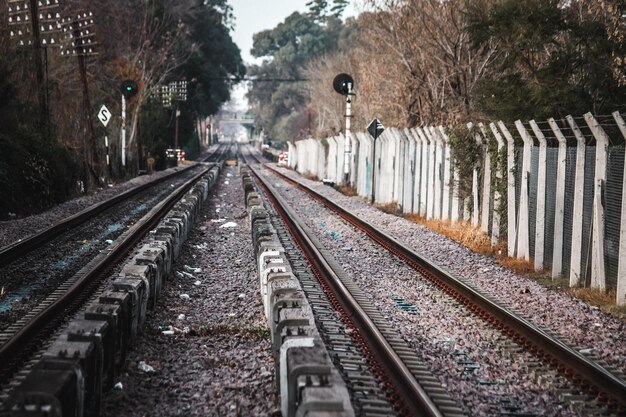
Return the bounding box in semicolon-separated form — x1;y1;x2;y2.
247;5;352;142
465;0;626;120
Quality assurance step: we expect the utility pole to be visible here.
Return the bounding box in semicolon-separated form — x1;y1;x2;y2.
60;12;100;188
29;0;46;133
8;0;62;139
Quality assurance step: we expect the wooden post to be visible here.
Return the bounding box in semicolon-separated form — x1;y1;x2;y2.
584;113;608;291
451;155;461;223
439;126;452;221
530;120;547;271
612;111;626;305
489;123;505;246
403;129;416;214
567;116;586;286
514;120;533;261
479;123;492;234
548;118;567;279
497;122;517;257
416;128;430;217
430;126;443;219
395;129;405;207
409;129;423;214
424;128;437;219
468;123;480;228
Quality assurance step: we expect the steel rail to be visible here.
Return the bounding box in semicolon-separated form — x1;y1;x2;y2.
0;166;212;382
262;163;626;410
0;163;200;268
247;161;443;417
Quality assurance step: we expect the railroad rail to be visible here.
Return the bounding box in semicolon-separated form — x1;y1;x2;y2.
252;154;626;411
0;142;231;269
243;149;456;416
0;164;199;268
0;166;214;386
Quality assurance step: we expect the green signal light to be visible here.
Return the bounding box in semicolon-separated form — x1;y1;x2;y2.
121;79;139;98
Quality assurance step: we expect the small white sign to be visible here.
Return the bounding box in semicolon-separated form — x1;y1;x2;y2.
98;104;112;127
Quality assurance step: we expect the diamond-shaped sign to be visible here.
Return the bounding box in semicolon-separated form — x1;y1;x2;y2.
97;104;111;127
367;118;385;139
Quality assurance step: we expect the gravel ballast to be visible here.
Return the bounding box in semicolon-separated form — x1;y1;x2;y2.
260;163;625;416
272;166;626;375
0;164;201;248
102;165;278;417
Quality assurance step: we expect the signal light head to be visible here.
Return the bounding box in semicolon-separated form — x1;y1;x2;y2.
121;80;139;98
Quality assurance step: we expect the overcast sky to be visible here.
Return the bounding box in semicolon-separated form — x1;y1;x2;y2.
228;0;361;110
230;0;360;64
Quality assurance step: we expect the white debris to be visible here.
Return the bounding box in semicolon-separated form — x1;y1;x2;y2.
184;265;202;273
238;293;245;299
194;280;201;286
114;382;123;390
180;294;190;300
219;222;237;228
177;314;186;320
138;361;155;373
210;219;226;223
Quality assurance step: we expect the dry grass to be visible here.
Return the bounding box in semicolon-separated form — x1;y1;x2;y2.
404;214;499;257
498;257;538;276
398;212;626;321
375;202;399;214
566;288;626;319
339;185;357;197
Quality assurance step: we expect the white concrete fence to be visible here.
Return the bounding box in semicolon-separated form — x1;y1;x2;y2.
287;112;626;305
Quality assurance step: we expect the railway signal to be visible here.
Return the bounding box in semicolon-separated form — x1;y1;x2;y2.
367;118;385;203
120;80;139;167
332;73;355;185
121;80;139;98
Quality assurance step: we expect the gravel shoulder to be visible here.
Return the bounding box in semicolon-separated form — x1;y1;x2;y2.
0;163;208;248
102;165;278;417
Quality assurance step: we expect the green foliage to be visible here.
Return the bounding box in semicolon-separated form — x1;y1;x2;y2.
465;0;626;121
0;56;78;218
181;2;245;118
447;125;482;201
0;132;79;219
247;8;355;142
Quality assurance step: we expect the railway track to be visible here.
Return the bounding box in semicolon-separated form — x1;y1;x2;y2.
0;145;229;411
243;146;626;415
241;148;457;416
